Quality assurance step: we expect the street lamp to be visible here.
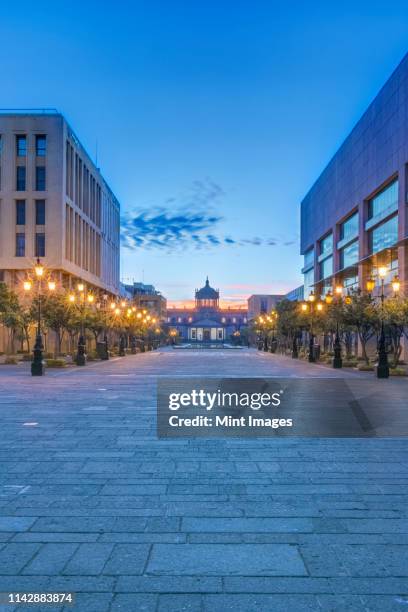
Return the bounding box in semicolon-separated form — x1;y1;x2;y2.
69;283;94;366
325;285;343;368
24;258;56;376
269;310;278;353
301;290;324;363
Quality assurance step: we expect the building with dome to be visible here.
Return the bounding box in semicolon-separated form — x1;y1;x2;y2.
167;277;248;344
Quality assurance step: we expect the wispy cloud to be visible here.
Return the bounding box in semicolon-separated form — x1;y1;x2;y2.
121;179;295;253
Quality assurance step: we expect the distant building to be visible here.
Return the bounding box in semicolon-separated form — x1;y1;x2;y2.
247;294;283;321
285;285;304;302
123;281;167;319
167;277;247;343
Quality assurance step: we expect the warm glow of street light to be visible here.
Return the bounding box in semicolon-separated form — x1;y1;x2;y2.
366;277;376;292
77;283;84;292
87;294;94;303
335;285;343;295
23;281;32;291
301;303;308;312
392;275;401;293
69;294;75;303
325;292;333;304
308;291;315;302
137;312;142;319
152;318;157;324
48;281;56;291
378;266;388;278
132;306;136;312
146;315;151;321
115;307;120;315
110;302;115;309
317;302;323;311
34;261;44;278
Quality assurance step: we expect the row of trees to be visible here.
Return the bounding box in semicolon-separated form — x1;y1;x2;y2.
254;292;408;367
0;283;164;356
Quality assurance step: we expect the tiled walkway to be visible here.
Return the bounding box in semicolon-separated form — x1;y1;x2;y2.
0;348;407;611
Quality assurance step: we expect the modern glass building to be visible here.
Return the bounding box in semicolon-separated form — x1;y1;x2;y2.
301;54;408;300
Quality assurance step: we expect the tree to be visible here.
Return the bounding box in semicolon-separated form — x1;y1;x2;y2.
382;297;408;368
342;291;378;364
275;299;303;350
0;283;21;353
40;294;73;356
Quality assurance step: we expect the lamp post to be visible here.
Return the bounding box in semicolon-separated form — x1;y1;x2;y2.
291;333;298;359
24;258;56;376
325;284;343;368
268;310;278;353
301;290;324;363
101;294;109;360
373;266;400;379
69;283;94;366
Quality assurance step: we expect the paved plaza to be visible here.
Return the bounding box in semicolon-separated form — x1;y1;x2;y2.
0;348;407;611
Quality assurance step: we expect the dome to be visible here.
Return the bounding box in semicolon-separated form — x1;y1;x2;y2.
195;277;219;300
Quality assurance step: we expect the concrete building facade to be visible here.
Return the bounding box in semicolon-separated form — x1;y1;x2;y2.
122;282;167;320
0;110;120;296
247;294;283;321
301;54;408;303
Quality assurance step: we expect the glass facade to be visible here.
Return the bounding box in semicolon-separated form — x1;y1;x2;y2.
320;255;333;280
340;212;358;241
16;166;26;191
16;135;26;157
340;240;358;269
35;233;45;257
304;247;314;269
35;167;46;191
35;135;46;157
368;215;398;254
368;180;398;219
303;267;314;298
320;233;333;256
35;200;46;225
15;233;25;257
16;200;26;225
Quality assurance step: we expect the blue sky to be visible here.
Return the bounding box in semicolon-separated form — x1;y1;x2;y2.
2;1;408;303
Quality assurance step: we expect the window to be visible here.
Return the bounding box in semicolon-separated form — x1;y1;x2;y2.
340;240;359;269
368;180;398;219
304;247;314;269
35;167;46;191
15;233;25;256
191;329;196;339
320;256;333;280
320;233;333;256
35;135;46;156
35;200;46;225
16;166;26;191
303;267;314;298
16;135;27;156
35;233;45;257
368;215;398;254
340;212;358;241
16;200;26;225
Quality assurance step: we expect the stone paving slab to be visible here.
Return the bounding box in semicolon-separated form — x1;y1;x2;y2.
0;348;407;610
